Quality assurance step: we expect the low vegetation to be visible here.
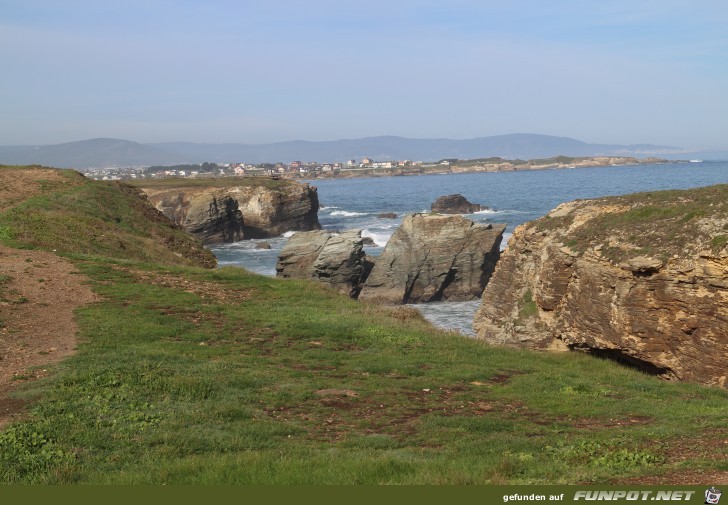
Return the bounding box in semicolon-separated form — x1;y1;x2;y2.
536;184;728;262
1;166;727;484
128;175;292;191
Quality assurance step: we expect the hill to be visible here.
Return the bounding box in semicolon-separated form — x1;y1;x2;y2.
0;134;681;169
0;165;727;484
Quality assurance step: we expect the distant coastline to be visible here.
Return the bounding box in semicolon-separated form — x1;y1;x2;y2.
283;156;674;180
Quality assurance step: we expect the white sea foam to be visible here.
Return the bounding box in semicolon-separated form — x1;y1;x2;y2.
282;231;297;238
330;210;368;217
362;229;391;247
472;208;498;215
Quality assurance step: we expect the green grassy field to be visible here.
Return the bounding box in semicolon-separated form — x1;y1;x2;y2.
1;166;727;484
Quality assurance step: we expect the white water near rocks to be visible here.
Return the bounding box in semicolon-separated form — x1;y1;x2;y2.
209;161;728;336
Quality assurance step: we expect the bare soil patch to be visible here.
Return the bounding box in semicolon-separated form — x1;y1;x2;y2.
0;244;98;428
0;167;80;212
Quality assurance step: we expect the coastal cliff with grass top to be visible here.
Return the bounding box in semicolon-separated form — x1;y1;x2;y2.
133;177;320;244
1;165;728;484
475;185;728;386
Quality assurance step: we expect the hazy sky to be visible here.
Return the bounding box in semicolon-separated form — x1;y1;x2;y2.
1;1;727;149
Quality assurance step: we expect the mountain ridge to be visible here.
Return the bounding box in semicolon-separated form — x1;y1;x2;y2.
0;134;684;169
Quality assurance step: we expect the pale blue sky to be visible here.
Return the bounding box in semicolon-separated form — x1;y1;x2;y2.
1;0;727;149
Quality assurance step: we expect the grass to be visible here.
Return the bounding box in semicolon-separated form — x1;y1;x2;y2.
2;258;728;484
515;289;538;324
126;175;293;191
0;167;215;268
1;166;728;484
534;184;728;262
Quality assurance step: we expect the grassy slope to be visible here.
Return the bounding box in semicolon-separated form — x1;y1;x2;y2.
1;167;727;484
0;166;215;268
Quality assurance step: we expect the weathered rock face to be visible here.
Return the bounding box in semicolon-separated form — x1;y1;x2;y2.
474;185;728;387
141;179;320;244
431;194;485;214
359;214;505;304
276;230;372;298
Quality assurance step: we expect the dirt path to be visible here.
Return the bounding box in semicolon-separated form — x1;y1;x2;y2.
0;244;98;428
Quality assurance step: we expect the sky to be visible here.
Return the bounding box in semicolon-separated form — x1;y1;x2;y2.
1;0;727;149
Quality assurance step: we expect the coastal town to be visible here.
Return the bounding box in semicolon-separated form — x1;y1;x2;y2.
82;155;670;181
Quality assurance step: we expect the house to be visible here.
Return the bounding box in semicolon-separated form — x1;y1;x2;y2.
372;161;393;169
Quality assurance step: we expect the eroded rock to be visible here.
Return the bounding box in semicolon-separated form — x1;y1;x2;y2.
474;185;728;386
431;194;486;214
276;230;371;297
358;214;505;304
141;179;320;244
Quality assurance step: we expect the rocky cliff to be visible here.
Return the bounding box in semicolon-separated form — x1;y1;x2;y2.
474;185;728;386
139;178;320;244
359;214;505;304
276;230;372;298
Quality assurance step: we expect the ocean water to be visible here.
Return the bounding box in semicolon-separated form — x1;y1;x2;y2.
209;160;728;335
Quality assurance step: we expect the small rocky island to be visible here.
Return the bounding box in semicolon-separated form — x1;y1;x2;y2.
474;184;728;386
138;178;320;244
431;194;487;214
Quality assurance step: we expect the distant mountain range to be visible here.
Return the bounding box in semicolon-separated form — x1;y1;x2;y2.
0;134;687;169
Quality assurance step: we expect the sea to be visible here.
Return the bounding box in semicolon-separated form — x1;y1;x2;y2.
210;160;728;336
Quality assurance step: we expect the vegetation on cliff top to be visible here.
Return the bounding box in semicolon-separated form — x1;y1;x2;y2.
127;175;295;191
536;184;728;262
1;166;727;484
0;166;215;268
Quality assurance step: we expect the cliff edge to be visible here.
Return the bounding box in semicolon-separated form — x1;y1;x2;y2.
138;178;320;244
474;185;728;386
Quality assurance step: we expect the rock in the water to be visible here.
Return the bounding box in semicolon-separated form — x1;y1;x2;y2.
377;212;398;219
431;194;485;214
255;241;272;250
276;230;370;297
358;214;505;304
141;179;320;244
474;185;728;387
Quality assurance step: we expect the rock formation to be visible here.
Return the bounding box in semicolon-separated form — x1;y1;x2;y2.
358;214;506;304
141;179;320;244
276;230;372;298
431;194;486;214
474;185;728;386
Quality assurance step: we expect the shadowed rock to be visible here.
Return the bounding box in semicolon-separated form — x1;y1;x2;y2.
141;180;320;244
358;214;505;304
276;230;372;298
431;194;486;214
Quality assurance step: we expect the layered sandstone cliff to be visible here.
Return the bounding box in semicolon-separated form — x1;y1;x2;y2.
140;178;320;244
474;185;728;386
